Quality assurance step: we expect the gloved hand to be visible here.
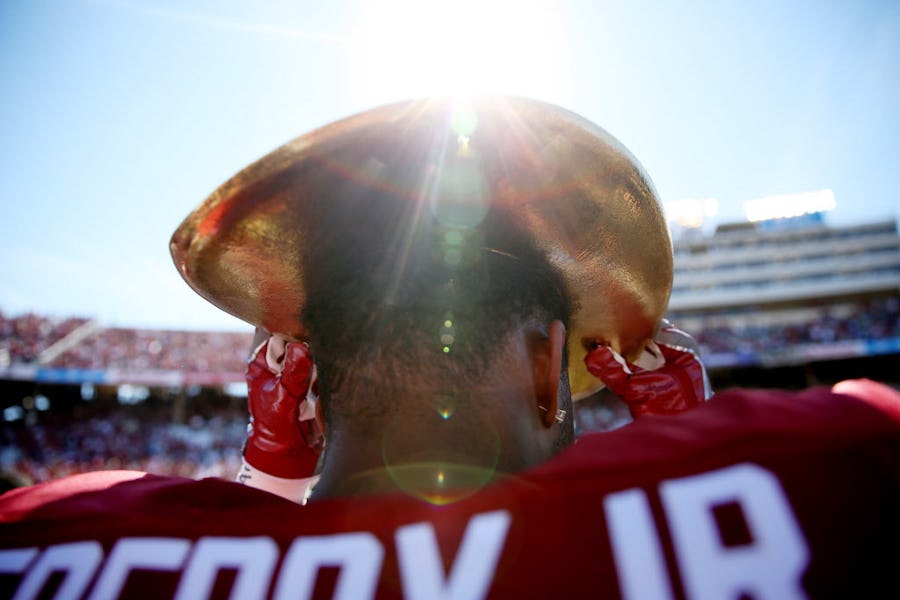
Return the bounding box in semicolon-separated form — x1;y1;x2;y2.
243;335;324;479
584;323;711;418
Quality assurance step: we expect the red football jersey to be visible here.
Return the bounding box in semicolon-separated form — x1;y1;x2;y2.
2;383;899;599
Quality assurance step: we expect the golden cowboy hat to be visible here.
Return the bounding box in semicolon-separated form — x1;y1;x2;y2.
170;96;673;399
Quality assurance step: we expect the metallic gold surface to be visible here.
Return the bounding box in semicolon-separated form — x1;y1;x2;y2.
170;97;673;399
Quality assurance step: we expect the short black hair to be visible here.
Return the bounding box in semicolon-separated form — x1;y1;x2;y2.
298;140;572;424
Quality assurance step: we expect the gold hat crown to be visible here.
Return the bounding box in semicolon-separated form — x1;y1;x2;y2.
170;96;673;399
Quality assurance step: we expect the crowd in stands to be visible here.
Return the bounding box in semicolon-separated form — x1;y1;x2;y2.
0;394;631;487
0;313;90;365
574;392;632;434
682;296;899;356
1;297;897;486
6;299;899;373
47;327;253;373
3;298;897;376
0;311;253;374
1;400;247;487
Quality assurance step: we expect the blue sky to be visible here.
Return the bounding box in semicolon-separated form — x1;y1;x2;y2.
1;0;898;330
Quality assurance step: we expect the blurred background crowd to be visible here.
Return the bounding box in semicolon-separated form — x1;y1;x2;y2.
2;292;897;488
691;296;899;354
4;298;897;374
0;400;245;488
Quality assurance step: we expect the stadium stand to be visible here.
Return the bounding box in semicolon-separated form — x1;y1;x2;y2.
666;215;899;374
0;313;253;387
1;215;897;483
0;313;91;365
1;316;253;484
0;396;245;488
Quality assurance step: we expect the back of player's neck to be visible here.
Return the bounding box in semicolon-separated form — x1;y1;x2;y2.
310;460;509;501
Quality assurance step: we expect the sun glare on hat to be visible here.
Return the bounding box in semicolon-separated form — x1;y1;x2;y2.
351;0;572;102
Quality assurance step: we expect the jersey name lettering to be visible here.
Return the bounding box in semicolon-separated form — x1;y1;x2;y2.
2;464;809;599
604;463;810;599
1;511;511;600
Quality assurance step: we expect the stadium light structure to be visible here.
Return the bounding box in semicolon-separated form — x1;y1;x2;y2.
223;381;249;397
3;405;24;422
34;395;50;411
664;198;719;229
117;384;150;405
743;189;836;223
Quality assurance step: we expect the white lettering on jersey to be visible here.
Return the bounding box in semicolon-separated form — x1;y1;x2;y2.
273;532;383;600
175;537;278;600
12;541;102;600
604;489;674;600
660;463;810;600
3;465;811;599
88;538;191;599
0;548;38;574
605;463;810;600
395;509;511;600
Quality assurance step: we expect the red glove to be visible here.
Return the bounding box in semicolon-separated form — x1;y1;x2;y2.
584;324;711;418
244;337;324;479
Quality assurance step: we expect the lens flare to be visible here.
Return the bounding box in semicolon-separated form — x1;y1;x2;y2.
433;394;457;419
438;312;457;353
452;103;479;138
428;159;489;229
380;462;500;505
351;0;573;102
380;397;501;505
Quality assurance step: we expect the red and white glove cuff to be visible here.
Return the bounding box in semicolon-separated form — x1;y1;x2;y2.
237;458;320;504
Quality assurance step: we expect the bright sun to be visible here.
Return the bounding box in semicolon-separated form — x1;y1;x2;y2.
351;0;572;103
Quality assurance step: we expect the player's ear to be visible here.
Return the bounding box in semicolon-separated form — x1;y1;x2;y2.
534;320;566;428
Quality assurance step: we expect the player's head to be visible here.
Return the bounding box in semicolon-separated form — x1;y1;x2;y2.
282;129;579;479
171;96;673;488
297;179;575;452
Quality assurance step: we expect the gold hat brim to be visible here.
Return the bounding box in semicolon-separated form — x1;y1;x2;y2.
170;97;673;400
